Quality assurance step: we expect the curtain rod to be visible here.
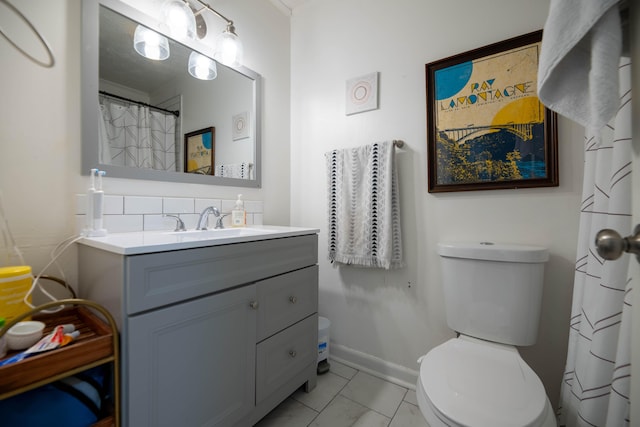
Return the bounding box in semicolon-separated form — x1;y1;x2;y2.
99;91;180;117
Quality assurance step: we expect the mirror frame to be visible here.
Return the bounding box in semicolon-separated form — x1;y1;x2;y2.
82;0;262;187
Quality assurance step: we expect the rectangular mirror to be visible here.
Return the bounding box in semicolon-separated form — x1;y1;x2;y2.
82;0;261;187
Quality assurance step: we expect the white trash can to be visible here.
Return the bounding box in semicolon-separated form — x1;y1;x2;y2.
318;316;330;363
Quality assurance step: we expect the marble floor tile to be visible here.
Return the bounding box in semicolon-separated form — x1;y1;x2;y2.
389;402;430;427
254;397;319;427
292;371;348;412
339;371;407;418
309;395;391;427
404;389;419;406
328;359;358;380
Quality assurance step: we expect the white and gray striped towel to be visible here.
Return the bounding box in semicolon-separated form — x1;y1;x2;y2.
215;162;251;179
325;141;403;269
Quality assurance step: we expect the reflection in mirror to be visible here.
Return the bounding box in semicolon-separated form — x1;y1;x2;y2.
82;0;261;187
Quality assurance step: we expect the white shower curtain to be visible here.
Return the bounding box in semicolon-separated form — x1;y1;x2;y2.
99;98;177;171
558;58;632;426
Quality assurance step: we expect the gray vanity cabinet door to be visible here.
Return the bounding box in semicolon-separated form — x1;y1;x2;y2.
127;284;257;427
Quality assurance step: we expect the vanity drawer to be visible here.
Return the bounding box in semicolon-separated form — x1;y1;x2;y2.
256;265;318;341
126;234;318;315
256;314;317;404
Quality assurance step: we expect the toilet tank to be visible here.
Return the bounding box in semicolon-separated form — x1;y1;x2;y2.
438;242;549;346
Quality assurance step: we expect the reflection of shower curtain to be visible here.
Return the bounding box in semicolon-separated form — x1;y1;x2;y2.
558;59;632;426
99;98;177;171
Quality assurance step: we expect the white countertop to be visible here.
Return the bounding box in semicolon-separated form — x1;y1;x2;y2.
78;225;320;255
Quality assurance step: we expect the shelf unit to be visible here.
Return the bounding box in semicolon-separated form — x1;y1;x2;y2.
0;299;120;427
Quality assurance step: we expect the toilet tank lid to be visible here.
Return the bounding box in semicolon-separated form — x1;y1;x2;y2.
438;242;549;263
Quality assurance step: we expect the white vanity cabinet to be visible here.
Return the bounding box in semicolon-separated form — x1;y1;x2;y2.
78;231;319;427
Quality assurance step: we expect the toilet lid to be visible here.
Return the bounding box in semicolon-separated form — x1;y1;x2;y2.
420;336;547;427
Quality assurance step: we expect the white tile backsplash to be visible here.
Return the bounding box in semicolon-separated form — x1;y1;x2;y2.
104;195;124;214
163;198;195;214
104;214;144;233
195;198;221;213
124;196;163;214
75;194;263;234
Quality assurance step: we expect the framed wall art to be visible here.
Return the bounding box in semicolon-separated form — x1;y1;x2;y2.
426;30;558;193
346;72;379;115
184;127;215;175
232;111;250;140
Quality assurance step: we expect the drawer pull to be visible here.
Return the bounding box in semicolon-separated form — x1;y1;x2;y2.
288;350;297;358
249;301;259;310
289;296;297;304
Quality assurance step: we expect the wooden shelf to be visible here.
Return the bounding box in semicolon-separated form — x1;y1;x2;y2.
0;300;120;426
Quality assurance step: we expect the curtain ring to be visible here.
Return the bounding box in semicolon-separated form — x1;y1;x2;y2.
0;0;55;68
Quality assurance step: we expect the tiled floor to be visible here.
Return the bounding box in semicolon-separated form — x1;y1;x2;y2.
255;359;430;427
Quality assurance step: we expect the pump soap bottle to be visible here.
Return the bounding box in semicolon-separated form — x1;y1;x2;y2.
231;194;246;228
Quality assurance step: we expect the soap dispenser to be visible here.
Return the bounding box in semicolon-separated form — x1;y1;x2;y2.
231;194;246;227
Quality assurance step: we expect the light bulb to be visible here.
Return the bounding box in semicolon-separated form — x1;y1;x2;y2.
188;51;217;80
133;25;170;60
214;26;243;67
162;0;196;40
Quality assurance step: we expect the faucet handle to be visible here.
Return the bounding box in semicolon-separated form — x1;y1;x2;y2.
215;213;230;229
164;214;186;232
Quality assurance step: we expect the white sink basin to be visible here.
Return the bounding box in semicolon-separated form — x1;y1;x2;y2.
167;227;276;239
79;226;320;255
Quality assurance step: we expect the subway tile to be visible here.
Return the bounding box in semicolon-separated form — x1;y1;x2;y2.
104;195;124;214
245;200;263;213
76;194;87;215
103;214;143;233
181;213;199;230
124;196;162;214
221;198;236;213
195;198;221;213
163;197;194;214
144;214;175;231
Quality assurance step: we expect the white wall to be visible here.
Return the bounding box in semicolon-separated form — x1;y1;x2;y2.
0;0;289;296
289;0;584;406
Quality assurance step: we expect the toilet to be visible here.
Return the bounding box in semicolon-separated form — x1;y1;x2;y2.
416;242;557;427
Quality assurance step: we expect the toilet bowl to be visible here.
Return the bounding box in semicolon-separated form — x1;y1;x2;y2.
416;336;556;427
416;242;557;427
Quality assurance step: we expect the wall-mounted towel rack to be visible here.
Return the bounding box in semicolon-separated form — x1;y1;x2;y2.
393;140;405;148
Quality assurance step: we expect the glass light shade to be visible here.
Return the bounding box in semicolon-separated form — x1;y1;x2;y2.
188;51;217;80
162;0;196;40
133;25;170;60
213;28;243;67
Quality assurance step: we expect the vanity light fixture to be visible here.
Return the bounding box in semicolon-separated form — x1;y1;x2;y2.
133;0;243;70
188;51;217;80
192;0;244;67
162;0;196;40
133;25;170;60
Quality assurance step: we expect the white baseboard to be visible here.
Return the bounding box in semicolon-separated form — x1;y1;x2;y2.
330;342;419;390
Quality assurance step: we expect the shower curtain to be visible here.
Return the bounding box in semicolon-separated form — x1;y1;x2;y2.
99;98;177;171
558;58;632;426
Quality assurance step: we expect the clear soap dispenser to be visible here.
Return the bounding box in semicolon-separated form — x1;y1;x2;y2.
231;194;246;227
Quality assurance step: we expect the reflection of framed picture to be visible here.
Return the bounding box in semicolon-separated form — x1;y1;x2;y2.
232;112;250;140
346;72;378;115
184;127;215;175
426;30;558;193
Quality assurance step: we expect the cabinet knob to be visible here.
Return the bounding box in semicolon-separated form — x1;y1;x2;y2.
249;301;259;310
288;350;297;358
289;296;297;304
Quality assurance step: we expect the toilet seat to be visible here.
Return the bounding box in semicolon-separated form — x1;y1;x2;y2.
417;336;550;427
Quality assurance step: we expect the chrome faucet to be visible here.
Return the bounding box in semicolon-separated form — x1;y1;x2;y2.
196;206;229;230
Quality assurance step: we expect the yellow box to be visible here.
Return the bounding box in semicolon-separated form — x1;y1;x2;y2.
0;266;33;322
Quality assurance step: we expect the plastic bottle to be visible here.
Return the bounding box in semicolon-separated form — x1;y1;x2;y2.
231;194;246;228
